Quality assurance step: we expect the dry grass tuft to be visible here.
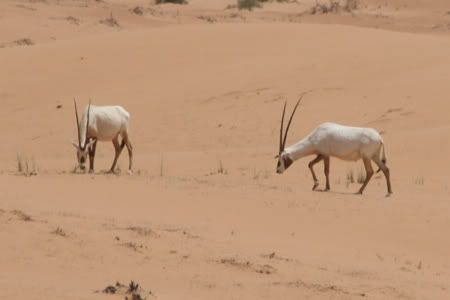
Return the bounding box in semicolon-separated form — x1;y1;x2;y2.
217;160;227;175
346;168;365;186
100;12;120;27
413;177;424;185
16;153;38;176
356;168;366;184
160;154;164;177
206;160;228;176
346;169;355;186
51;227;68;237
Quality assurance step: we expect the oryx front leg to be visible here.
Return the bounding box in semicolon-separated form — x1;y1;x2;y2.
323;156;330;191
88;139;97;173
126;140;133;174
308;155;324;191
357;158;374;195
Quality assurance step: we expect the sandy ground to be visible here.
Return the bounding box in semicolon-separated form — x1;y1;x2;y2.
1;0;450;299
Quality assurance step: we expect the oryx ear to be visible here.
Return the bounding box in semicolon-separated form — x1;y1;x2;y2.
71;142;79;149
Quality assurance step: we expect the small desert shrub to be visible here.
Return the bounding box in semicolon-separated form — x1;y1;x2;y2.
198;15;217;23
345;0;358;10
121;241;146;251
131;6;144;15
11;210;33;222
126;226;155;236
66;16;80;25
310;2;337;14
14;38;34;46
309;0;358;15
156;0;188;4
237;0;262;10
100;281;150;298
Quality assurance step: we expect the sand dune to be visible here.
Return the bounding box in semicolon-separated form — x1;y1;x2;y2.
1;1;450;299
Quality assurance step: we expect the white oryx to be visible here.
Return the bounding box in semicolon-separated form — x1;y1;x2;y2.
72;99;133;174
276;95;392;195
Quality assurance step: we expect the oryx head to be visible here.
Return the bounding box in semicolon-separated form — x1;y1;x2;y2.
72;99;94;171
276;95;304;174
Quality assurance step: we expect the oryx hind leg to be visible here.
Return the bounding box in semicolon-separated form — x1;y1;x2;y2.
372;156;392;195
109;135;123;174
121;131;133;174
357;157;374;195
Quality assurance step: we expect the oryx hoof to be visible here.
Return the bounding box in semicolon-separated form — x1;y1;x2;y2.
126;169;133;175
88;169;94;174
312;182;319;191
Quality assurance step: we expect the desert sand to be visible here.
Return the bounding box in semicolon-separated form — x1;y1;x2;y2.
1;0;450;299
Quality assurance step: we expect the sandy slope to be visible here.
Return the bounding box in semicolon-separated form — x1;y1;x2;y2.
1;1;450;300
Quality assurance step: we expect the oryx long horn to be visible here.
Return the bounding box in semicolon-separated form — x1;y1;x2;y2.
85;99;92;148
74;98;81;147
282;94;305;150
279;101;287;154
